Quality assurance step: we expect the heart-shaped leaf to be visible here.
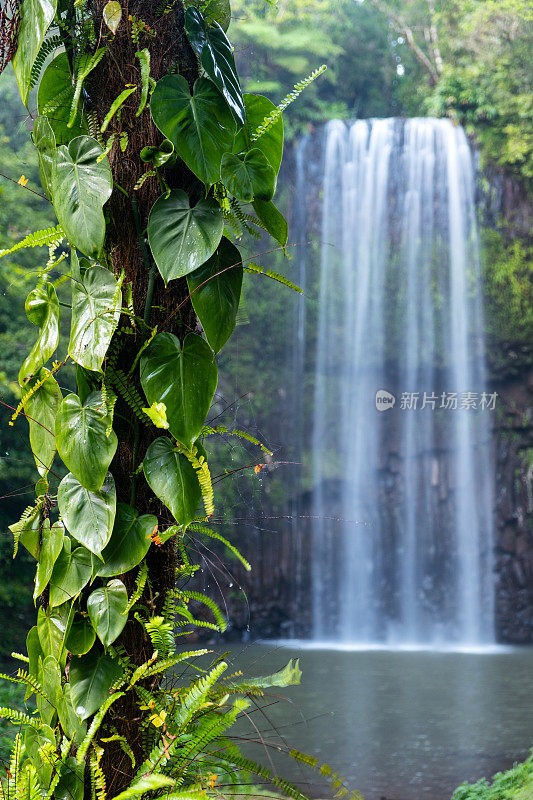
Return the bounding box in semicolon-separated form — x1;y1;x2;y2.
187;237;243;353
95;503;157;578
37;603;72;667
55;757;85;800
65;613;96;656
32;116;56;198
147;190;223;284
12;0;57;104
143;437;201;527
69;262;122;372
103;1;122;34
252;199;288;247
49;538;93;607
234;94;284;174
140;140;175;168
69;648;123;720
221;148;276;203
18;277;59;386
51;136;112;257
140;332;218;448
58;472;116;557
87;579;128;646
55;391;118;491
25;725;56;789
185;7;244;125
34;518;64;600
25;368;62;477
37;53;88;145
150;75;235;187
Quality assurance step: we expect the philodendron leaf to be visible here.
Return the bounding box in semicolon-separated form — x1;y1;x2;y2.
87;579;128;646
147;190;223;284
252;199;288;247
69;263;122;372
34;518;64;600
55;391;118;491
143;437;201;528
221;148;276;203
37;53;88;145
187;237;243;353
18;277;59;386
25;368;62;477
204;0;230;32
95;503;157;578
54;757;85;800
51;136;112;258
234;93;284;174
37;602;72;667
49;538;93;607
69;648;123;720
140;332;218;449
150;75;235;187
32;116;56;198
12;0;57;104
58;472;116;557
184;7;245;125
103;0;122;33
65;613;96;656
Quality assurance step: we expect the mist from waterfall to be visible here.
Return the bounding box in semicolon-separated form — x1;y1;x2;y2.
309;118;495;646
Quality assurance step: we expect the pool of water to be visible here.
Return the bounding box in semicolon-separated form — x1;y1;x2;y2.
218;642;533;800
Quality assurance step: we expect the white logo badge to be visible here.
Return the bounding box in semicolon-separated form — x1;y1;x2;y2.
375;389;396;411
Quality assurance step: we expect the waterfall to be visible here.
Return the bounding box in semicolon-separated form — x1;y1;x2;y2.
310;118;495;645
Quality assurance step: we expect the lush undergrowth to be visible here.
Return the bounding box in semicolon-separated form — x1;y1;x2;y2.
452;751;533;800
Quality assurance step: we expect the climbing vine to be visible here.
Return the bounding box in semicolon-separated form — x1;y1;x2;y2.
0;1;349;800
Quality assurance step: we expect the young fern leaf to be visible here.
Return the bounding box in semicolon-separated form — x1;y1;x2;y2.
180;590;227;632
124;562;149;614
0;226;64;258
251;64;327;144
201;426;273;455
185;447;214;517
188;524;251;571
0;706;43;728
245;262;303;293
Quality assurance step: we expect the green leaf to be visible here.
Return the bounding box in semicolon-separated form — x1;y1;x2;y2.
25;368;62;477
184;7;244;125
187;237;243;353
143;438;201;528
49;538;93;607
65;613;96;656
140;332;218;448
37;603;72;666
9;505;41;559
38;654;62;725
69;262;122;372
25;725;55;789
55;757;85;800
69;648;123;720
12;0;57;104
55;391;118;492
228;658;302;690
69;48;107;129
37;53;88;145
34;518;64;600
113;775;175;800
103;1;122;34
221;148;276;203
18;277;59;386
252;199;288;247
57;472;116;557
94;503;157;578
140;139;175;168
51;136;113;258
32;116;56;198
26;626;43;684
58;685;87;745
142;402;169;429
234;94;284;174
87;579;128;646
147;190;223;284
150;75;235;187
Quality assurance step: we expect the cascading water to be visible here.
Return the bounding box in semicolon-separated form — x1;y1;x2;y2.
310;118;495;646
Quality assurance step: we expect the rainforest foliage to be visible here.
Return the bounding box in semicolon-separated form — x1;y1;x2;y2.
0;1;365;799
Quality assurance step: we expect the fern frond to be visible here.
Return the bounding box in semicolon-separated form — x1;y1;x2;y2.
29;35;64;89
109;368;147;422
0;706;42;728
144;616;175;657
10;652;29;663
173;698;249;774
179;590;227;633
124;562;148;614
76;693;125;764
201;426;273;455
174;661;227;730
187;524;251;571
0;226;64;258
144;650;211;679
244;262;302;293
251;65;327;143
90;745;106;800
185;447;214;517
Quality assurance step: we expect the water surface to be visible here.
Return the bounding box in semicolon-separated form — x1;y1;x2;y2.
222;643;533;800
